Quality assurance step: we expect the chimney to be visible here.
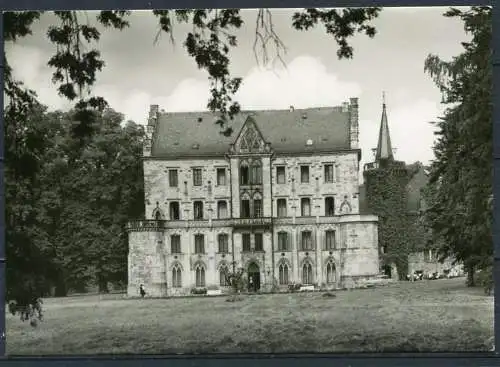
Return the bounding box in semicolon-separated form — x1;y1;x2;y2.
341;102;349;113
349;97;359;149
148;104;160;126
290;106;295;112
144;104;161;158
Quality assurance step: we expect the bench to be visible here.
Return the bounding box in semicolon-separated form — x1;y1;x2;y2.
299;285;315;292
207;289;222;296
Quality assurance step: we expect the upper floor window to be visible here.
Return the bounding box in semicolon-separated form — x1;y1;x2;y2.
253;199;263;218
300;166;310;183
193;201;204;220
242;233;251;252
217;168;227;186
193;168;202;186
301;231;313;251
251;161;262;184
241;199;251;218
194;234;205;254
240;162;249;185
169;169;178;187
278;232;289;251
169;202;180;220
171;235;181;253
217;200;228;219
254;233;263;251
276;166;286;184
325;230;336;250
301;198;311;217
325;197;335;217
277;198;287;217
324;164;334;183
218;234;229;253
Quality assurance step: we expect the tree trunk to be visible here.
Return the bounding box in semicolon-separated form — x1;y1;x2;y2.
54;279;68;297
98;277;110;293
466;264;475;287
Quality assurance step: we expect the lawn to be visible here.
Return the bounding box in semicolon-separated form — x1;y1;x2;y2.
6;278;494;355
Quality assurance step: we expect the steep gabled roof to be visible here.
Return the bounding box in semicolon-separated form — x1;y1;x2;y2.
151;107;351;157
375;101;394;161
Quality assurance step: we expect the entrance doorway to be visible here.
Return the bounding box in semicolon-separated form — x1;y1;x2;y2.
247;262;261;292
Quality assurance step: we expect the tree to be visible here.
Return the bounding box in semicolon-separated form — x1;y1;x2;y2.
423;7;492;287
4;7;382;319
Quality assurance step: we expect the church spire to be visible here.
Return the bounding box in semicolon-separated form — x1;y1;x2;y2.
375;92;394;162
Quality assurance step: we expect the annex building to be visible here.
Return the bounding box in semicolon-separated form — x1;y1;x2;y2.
126;98;382;297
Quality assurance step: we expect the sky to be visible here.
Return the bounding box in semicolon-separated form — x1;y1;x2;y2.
5;7;470;179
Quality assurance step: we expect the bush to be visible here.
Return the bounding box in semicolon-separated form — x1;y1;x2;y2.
477;266;493;295
288;283;301;292
8;298;43;328
190;287;207;295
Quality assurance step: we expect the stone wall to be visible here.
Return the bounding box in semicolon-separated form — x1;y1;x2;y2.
408;251;463;276
271;152;360;216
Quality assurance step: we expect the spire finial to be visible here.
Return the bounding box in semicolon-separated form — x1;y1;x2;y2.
382;91;386;106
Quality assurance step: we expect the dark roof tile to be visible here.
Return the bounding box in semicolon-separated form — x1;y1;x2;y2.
151;107;351;157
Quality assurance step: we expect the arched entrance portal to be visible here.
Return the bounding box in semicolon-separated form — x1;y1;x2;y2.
247;262;260;292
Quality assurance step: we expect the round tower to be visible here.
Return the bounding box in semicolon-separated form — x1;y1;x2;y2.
363;95;410;280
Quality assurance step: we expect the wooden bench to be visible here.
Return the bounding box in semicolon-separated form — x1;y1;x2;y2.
299;285;315;292
207;289;222;296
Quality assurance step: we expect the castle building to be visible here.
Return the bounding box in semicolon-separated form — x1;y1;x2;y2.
126;98;381;297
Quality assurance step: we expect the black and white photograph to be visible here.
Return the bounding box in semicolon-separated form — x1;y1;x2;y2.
4;6;493;354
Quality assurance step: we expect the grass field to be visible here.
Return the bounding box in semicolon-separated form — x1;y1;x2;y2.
6;278;494;355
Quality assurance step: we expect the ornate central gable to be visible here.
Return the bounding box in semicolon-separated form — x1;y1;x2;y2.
233;116;270;154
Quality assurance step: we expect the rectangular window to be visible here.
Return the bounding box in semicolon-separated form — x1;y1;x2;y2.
325;230;336;250
254;233;263;251
277;199;287;217
300;166;310;183
171;235;181;253
169;202;180;220
241;199;251;218
193;168;202;186
424;249;434;262
195;234;205;254
325;197;335;217
324;164;334;183
276;166;286;184
301;198;311;217
193;201;204;220
301;231;313;251
240;166;249;185
253;199;262;217
217;200;228;219
251;164;262;184
217;168;226;186
278;232;289;251
242;233;251;252
218;234;229;253
169;169;178;187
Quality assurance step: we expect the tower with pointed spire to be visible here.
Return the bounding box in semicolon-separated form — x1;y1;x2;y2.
363;93;411;280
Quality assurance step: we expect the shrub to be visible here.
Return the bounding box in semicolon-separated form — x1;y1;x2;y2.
190;288;207;295
288;283;301;292
477;265;493;295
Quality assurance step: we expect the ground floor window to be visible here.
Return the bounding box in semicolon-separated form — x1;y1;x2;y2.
219;266;229;286
279;263;289;285
326;261;336;284
195;265;206;287
302;262;313;285
172;265;182;288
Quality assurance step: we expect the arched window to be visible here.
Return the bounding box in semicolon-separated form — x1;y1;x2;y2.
251;160;262;184
195;264;206;287
326;261;336;284
279;263;289;285
302;262;313;285
240;161;249;185
155;211;162;220
219;265;229;286
240;191;251;218
172;264;182;288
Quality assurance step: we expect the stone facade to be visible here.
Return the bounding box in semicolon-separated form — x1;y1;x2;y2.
127;99;380;297
408;250;464;277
